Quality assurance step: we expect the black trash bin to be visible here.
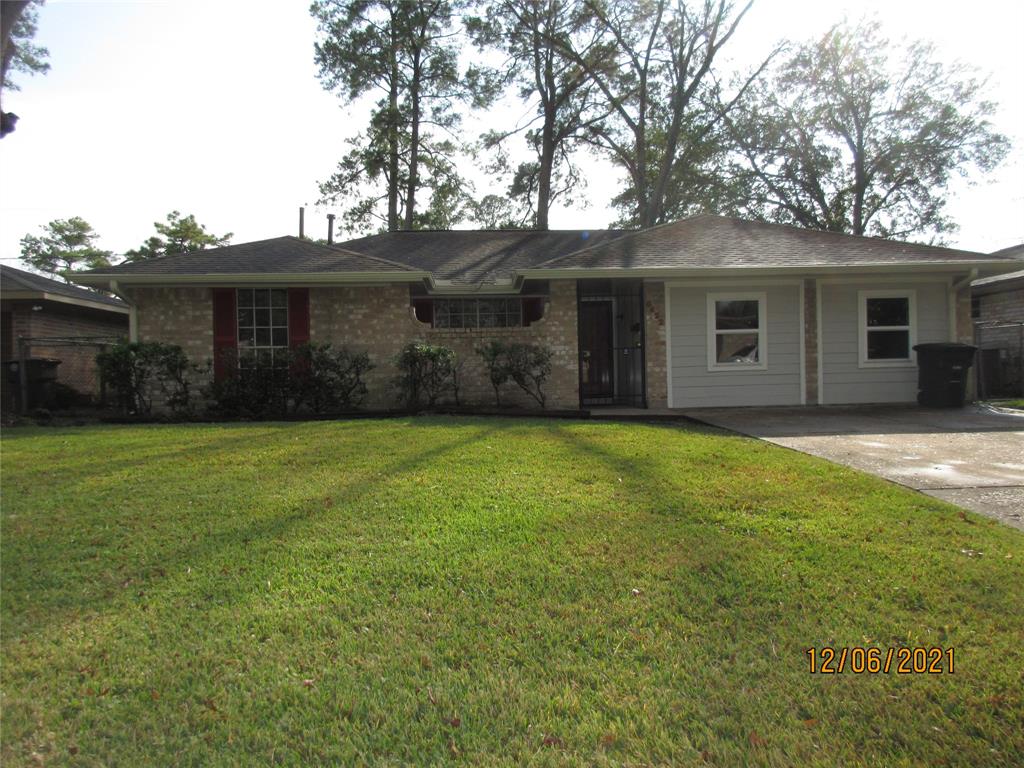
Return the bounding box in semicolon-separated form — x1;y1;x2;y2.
913;343;977;407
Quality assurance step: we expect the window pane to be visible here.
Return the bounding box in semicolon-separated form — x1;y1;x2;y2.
254;308;270;327
867;329;910;359
272;328;288;347
866;297;908;327
271;308;288;327
237;308;253;329
255;328;271;346
238;327;254;345
237;289;254;308
716;333;760;364
254;290;270;308
507;300;522;326
270;289;288;308
715;300;759;330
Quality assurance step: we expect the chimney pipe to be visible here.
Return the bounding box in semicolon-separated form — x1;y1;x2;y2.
327;213;336;244
299;206;305;238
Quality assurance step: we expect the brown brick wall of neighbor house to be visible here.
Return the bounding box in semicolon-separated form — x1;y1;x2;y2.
804;278;819;404
644;282;668;408
977;287;1024;349
308;280;581;410
1;300;128;396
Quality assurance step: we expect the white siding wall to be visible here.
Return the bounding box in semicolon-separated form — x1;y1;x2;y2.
667;283;802;407
820;279;950;405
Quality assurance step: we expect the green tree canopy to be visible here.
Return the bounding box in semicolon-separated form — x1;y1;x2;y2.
124;211;232;262
467;0;600;230
546;0;773;229
20;217;112;280
727;19;1011;241
1;0;51;137
312;0;488;233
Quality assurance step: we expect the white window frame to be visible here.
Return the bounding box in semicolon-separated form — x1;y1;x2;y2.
706;292;768;372
237;287;290;368
858;289;917;368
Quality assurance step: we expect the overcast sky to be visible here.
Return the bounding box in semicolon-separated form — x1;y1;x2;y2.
1;0;1021;268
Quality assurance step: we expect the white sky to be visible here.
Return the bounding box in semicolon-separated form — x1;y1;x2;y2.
0;0;1021;267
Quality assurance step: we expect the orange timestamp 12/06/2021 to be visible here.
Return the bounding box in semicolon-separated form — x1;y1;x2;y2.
806;646;955;674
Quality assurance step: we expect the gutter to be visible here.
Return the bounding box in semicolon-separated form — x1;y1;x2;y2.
108;280;138;342
73;270;431;288
952;268;979;293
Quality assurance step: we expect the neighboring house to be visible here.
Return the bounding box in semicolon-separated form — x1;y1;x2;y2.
1;265;130;405
73;215;1023;411
971;245;1024;398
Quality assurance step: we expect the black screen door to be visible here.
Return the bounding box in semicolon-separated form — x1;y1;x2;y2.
580;301;614;399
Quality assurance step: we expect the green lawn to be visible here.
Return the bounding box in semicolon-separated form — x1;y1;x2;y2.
2;418;1022;766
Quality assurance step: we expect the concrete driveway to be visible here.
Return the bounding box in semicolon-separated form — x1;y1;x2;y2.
682;404;1024;530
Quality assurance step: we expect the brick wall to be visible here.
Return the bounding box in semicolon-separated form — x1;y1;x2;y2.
309;280;580;409
976;287;1024;349
1;299;128;397
130;281;581;412
644;282;668;408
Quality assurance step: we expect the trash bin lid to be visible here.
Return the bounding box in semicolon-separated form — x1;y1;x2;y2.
912;343;977;352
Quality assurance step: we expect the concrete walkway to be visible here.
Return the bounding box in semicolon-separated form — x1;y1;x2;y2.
681;404;1024;530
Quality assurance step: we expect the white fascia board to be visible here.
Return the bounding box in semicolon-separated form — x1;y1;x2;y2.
71;271;431;288
2;289;130;314
517;260;1024;280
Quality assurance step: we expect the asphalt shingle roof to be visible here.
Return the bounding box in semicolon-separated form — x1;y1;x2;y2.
533;215;1007;271
71;217;1021;289
80;237;421;276
1;264;127;308
335;229;628;284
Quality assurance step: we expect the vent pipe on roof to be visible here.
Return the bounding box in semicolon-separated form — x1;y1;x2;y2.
299;206;305;239
327;213;336;244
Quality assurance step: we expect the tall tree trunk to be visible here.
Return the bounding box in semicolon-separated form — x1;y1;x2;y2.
537;117;554;230
387;49;400;232
404;50;422;230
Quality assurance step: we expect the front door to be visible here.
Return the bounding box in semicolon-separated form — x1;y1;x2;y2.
580;300;614;400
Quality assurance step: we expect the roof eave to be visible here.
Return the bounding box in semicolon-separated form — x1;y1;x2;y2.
1;289;130;314
517;260;1024;280
72;271;431;288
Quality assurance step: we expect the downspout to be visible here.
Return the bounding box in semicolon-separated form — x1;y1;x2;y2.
109;280;138;342
952;268;978;294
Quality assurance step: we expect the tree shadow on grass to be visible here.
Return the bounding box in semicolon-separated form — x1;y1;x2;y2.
1;419;501;639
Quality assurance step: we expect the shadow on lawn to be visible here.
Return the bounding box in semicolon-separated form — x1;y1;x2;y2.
2;420;503;638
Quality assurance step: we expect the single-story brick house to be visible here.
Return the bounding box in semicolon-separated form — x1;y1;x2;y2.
73;215;1023;411
2;264;129;407
971;245;1024;398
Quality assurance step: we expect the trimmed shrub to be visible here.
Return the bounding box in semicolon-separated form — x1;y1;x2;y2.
507;343;553;408
393;342;457;409
96;341;194;416
201;352;290;419
476;341;511;406
290;343;373;414
475;342;553;408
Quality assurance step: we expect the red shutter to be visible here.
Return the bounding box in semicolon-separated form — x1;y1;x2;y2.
524;297;545;326
288;288;310;349
412;298;433;325
212;288;237;381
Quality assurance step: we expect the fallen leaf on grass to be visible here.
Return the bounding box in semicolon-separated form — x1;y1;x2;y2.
749;732;766;747
542;734;563;748
803;718;818;727
449;717;461;728
303;679;315;687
